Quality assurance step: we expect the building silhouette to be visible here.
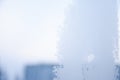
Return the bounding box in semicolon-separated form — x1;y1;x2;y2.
0;69;1;80
24;64;59;80
114;65;120;80
0;68;7;80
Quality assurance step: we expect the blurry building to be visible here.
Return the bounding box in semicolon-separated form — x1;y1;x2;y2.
115;65;120;80
0;69;1;80
0;68;7;80
24;64;59;80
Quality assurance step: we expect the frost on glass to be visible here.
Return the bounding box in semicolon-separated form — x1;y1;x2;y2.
59;0;118;80
0;0;119;80
114;0;120;80
0;0;72;80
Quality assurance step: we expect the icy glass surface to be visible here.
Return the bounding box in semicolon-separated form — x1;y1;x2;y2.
0;0;119;80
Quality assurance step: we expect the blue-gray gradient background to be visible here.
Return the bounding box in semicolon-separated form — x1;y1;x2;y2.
0;0;119;80
59;0;118;80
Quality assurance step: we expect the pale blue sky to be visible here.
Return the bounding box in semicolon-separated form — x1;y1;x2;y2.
0;0;119;80
0;0;72;80
0;0;72;63
59;0;118;80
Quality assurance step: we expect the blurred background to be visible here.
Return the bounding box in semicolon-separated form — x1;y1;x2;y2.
0;0;119;80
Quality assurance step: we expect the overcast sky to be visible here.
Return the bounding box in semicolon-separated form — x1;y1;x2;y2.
59;0;118;80
0;0;119;80
0;0;72;80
